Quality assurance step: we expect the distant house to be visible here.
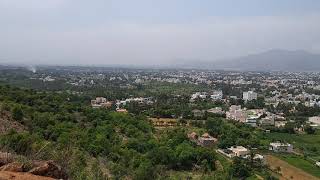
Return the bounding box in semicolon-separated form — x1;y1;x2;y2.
269;142;293;153
309;116;320;127
192;109;204;118
260;115;275;126
116;108;128;113
275;120;287;128
190;92;207;102
242;154;266;164
101;101;113;108
207;107;224;115
198;133;218;147
217;146;250;158
187;132;198;141
228;146;250;157
91;97;113;108
226;105;247;122
187;132;217;147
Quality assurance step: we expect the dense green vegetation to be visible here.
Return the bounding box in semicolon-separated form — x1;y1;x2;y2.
0;85;218;179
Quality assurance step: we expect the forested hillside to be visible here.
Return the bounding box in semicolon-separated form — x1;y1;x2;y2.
0;85;217;179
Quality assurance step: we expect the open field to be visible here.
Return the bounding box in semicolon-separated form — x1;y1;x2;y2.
278;155;320;178
264;131;320;159
266;155;319;180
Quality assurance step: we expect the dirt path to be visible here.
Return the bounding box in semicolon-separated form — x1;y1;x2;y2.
266;155;319;180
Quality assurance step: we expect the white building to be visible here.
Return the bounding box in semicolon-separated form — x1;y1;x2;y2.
269;142;293;153
217;146;250;158
93;97;107;104
309;116;320;126
207;107;224;115
243;91;257;101
211;90;223;100
228;146;250;157
191;92;207;100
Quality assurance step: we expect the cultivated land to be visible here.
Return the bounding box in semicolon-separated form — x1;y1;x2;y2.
266;155;319;180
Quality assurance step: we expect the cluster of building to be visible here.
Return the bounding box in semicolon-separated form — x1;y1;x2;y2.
91;97;113;108
265;90;320;108
226;105;286;127
190;90;223;102
217;142;293;162
115;97;153;107
217;146;265;164
91;96;154;113
190;90;258;103
269;142;293;153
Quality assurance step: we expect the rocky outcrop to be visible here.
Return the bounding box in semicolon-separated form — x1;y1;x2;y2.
0;162;23;172
28;160;67;180
0;153;68;180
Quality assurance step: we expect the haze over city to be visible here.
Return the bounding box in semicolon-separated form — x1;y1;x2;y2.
2;1;320;179
1;0;320;66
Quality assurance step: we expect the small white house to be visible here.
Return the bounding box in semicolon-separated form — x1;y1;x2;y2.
269;142;293;153
228;146;250;157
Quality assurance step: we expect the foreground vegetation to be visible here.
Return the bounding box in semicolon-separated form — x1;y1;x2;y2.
0;85;218;179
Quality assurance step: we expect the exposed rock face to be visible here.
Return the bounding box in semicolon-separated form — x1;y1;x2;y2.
0;162;23;172
28;161;67;180
0;153;67;180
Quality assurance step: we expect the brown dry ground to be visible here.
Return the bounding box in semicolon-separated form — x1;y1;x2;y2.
0;171;55;180
266;155;319;180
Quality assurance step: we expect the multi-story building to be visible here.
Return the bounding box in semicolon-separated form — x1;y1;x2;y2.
243;91;257;101
211;90;223;100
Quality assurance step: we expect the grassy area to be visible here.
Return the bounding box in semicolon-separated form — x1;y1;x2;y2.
266;155;319;180
278;155;320;178
262;130;320;159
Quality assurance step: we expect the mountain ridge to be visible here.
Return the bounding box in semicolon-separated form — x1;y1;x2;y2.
187;49;320;71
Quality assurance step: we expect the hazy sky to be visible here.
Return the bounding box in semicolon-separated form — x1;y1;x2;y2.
1;0;320;65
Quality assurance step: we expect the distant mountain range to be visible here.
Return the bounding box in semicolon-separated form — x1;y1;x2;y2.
188;49;320;71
